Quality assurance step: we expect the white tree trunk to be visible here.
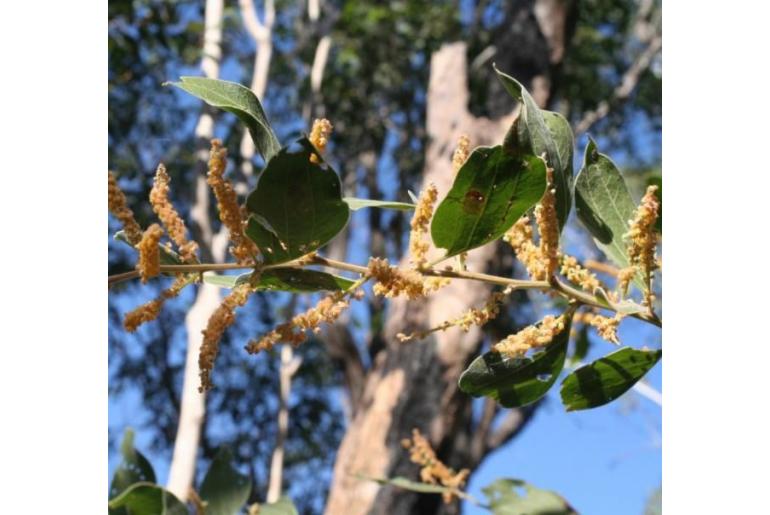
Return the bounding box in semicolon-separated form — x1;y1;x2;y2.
166;0;225;501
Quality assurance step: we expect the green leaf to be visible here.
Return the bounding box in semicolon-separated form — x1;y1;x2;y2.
257;496;299;515
343;197;415;211
483;478;577;515
109;428;156;500
574;138;643;290
199;447;251;515
203;269;355;292
366;476;461;496
560;346;662;411
458;313;574;407
167;77;281;162
494;65;573;231
431;146;547;259
108;483;188;515
245;138;350;265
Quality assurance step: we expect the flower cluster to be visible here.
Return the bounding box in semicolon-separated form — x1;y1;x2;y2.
368;257;447;299
150;163;198;262
199;283;253;392
397;287;511;342
573;311;624;344
309;118;333;163
207;139;258;264
505;165;560;281
560;255;600;292
123;274;193;332
452;134;470;175
493;314;566;358
504;216;547;280
401;428;470;504
108;171;143;245
245;293;354;354
408;182;438;269
616;266;636;296
534;166;559;277
136;224;164;283
622;185;660;306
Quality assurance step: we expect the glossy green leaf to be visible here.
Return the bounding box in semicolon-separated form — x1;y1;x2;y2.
458;314;573;407
167;77;281;162
431;146;547;258
200;447;251;515
344;197;415;211
109;428;156;500
203;269;355;292
494;65;573;231
560;346;662;411
108;483;188;515
257;496;299;515
483;478;577;515
245;138;350;265
574;138;644;290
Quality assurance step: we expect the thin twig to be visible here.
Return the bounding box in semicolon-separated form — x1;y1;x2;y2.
584;259;620;277
107;256;662;328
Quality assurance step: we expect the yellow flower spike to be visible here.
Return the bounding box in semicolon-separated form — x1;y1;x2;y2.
108;171;144;245
199;283;253;392
493;314;566;358
150;163;198;262
309;118;333;163
207;139;259;264
136;224;164;283
624;185;660;308
402;428;470;504
408;182;438;270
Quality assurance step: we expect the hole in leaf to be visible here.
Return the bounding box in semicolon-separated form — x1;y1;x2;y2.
536;373;552;382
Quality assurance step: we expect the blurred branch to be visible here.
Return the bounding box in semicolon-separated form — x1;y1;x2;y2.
238;0;275;182
584;259;620;278
485;405;536;451
167;0;225;502
266;344;302;502
574;16;661;137
470;397;497;464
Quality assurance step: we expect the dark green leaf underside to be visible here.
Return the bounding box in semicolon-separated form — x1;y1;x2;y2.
560;346;662;411
203;269;355;292
343;197;415;211
167;76;281;161
245;138;349;265
458;314;573;408
431;145;547;259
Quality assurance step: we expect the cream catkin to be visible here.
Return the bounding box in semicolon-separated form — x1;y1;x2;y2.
150;163;198;262
207;140;258;264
